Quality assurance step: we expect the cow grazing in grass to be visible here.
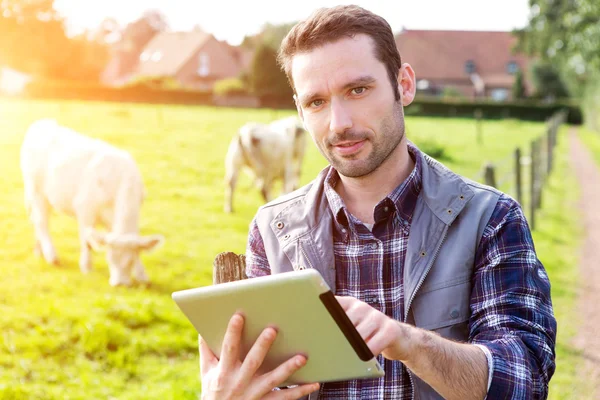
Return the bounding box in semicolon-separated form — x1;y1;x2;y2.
20;119;164;286
224;116;307;213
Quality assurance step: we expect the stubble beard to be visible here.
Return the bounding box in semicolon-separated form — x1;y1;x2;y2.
325;102;405;178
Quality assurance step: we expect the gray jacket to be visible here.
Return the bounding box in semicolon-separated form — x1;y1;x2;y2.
252;150;500;399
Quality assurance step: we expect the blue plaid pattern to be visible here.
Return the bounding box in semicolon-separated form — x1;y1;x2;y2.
246;145;556;399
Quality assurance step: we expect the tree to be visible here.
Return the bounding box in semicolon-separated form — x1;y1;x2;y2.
515;0;600;129
248;43;293;98
0;0;71;76
512;70;527;100
529;61;569;100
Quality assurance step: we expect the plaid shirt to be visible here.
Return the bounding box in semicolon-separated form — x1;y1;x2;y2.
246;146;556;399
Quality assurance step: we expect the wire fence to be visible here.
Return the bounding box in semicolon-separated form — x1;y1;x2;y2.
477;109;567;230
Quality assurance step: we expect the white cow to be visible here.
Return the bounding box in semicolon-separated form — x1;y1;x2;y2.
224;116;307;213
20;119;164;286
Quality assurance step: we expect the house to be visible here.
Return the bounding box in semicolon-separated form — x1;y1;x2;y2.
395;30;533;101
128;30;251;91
101;17;161;86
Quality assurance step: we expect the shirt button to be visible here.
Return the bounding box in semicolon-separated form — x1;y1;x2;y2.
384;206;389;213
370;242;378;250
450;309;459;319
341;228;347;234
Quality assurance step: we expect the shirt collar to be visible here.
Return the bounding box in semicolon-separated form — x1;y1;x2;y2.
324;143;423;233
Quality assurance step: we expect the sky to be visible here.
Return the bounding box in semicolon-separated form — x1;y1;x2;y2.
53;0;533;46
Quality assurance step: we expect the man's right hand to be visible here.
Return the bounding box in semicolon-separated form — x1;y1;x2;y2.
199;313;320;399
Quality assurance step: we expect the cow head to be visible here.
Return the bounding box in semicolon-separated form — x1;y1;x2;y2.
86;229;164;286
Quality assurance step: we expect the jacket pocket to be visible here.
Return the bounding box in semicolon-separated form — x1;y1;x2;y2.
411;276;471;334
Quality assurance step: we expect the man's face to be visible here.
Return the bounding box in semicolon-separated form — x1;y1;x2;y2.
291;34;414;178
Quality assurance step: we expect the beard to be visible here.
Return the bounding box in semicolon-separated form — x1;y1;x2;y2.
323;102;405;178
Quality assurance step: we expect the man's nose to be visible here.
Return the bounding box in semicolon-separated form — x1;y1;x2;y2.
329;98;352;134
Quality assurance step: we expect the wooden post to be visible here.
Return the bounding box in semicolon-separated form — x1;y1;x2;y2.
535;139;543;209
484;163;496;188
530;140;536;230
213;252;247;284
475;108;483;145
515;148;522;205
547;128;553;174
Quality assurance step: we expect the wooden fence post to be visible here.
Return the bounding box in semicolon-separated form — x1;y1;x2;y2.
213;252;247;284
475;108;483;145
515;148;522;205
484;163;496;188
530;140;536;230
547;127;554;174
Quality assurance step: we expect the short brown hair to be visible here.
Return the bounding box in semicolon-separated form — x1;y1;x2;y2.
278;5;402;101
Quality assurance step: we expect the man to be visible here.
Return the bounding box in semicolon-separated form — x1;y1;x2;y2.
199;5;556;399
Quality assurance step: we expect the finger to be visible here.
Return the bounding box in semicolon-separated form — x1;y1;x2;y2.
220;313;245;370
263;383;321;400
199;335;219;375
238;327;278;384
256;355;309;394
334;296;353;311
365;330;388;357
356;319;378;342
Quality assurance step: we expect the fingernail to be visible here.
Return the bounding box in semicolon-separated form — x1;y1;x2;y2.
295;356;305;367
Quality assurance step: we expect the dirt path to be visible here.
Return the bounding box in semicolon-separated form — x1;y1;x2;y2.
568;127;600;397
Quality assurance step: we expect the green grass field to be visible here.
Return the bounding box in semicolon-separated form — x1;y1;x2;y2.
579;126;600;167
0;98;586;399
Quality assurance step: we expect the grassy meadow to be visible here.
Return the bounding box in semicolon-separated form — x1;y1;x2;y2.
0;98;586;399
579;126;600;167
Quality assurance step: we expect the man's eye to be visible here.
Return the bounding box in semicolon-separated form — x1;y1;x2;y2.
310;99;324;107
352;87;366;95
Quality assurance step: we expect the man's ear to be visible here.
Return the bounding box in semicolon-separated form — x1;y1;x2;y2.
294;94;304;121
397;63;417;106
86;229;108;252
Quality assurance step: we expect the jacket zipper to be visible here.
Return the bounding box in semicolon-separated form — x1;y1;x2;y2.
404;226;449;400
299;241;316;271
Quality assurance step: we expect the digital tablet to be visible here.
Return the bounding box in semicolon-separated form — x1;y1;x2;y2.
172;268;384;386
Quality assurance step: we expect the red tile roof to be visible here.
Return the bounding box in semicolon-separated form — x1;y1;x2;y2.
395;30;531;88
136;31;212;77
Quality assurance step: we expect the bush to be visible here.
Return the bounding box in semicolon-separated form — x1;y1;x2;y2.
22;79;213;105
213;78;248;96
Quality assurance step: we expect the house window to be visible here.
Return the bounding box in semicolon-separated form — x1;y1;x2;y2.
417;79;430;90
507;61;519;74
198;52;210;77
465;60;476;74
490;88;509;101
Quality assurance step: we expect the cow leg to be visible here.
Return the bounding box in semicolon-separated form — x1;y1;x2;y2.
34;239;42;258
133;259;149;284
29;194;59;265
75;207;97;274
259;180;271;202
224;167;239;213
224;146;243;213
77;221;93;274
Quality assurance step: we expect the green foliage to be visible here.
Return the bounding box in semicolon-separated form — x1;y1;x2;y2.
0;0;109;82
579;127;600;167
248;43;293;97
512;70;527;100
529;61;569;100
126;76;184;90
440;86;465;100
515;0;600;129
213;78;248;96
